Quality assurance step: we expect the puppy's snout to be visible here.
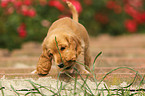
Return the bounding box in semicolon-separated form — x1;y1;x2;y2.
58;63;64;68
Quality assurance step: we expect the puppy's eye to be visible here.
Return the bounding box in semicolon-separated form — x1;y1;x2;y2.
60;47;65;51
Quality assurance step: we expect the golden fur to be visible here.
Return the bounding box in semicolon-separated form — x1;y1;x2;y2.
36;1;91;75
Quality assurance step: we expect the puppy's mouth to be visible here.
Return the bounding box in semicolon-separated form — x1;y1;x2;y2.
58;60;76;72
64;60;76;70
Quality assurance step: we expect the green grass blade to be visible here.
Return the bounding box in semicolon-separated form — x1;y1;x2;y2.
55;36;64;64
75;61;98;89
0;81;4;96
57;72;61;90
92;52;102;89
56;82;63;96
121;72;138;88
137;75;145;89
25;92;40;96
75;61;92;73
96;67;145;90
28;81;41;93
64;72;91;94
81;74;89;89
120;88;125;96
130;92;140;96
74;73;78;96
101;88;104;96
104;84;110;95
93;51;102;72
10;85;20;96
27;80;46;96
55;36;67;95
73;68;94;95
26;80;57;95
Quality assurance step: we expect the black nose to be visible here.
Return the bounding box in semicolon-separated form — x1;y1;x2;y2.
58;63;64;68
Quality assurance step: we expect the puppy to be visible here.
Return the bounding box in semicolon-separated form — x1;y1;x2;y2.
36;1;91;75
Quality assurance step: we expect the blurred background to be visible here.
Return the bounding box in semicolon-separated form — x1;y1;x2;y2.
0;0;145;51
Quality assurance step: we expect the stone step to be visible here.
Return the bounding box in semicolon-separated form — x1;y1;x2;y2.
92;48;145;57
0;57;38;67
0;68;35;74
0;57;145;67
0;67;145;74
94;67;145;73
0;72;144;85
1;72;144;78
91;34;145;48
96;57;145;67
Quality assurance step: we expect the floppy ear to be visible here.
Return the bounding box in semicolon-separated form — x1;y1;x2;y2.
36;43;52;75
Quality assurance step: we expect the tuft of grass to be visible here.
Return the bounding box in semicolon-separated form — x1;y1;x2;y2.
74;73;78;96
22;65;145;95
25;80;57;95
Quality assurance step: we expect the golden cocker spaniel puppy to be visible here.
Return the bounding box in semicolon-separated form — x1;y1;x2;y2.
36;1;91;75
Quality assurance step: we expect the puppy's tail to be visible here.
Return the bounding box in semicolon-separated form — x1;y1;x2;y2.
67;1;78;22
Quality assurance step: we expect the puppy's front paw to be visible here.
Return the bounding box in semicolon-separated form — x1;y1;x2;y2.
31;70;48;76
31;70;37;74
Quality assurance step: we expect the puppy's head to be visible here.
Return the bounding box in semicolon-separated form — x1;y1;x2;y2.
43;32;82;73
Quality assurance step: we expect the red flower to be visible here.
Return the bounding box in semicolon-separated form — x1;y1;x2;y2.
19;30;27;38
106;0;122;14
28;8;36;17
0;1;8;8
133;12;145;24
7;7;14;14
63;0;82;13
23;0;32;6
48;0;65;11
95;13;109;24
124;4;145;24
133;13;144;24
106;1;116;9
48;0;82;13
113;5;122;14
13;1;22;7
141;12;145;22
17;23;27;38
125;19;137;33
71;1;82;13
21;6;29;16
21;6;36;17
128;0;142;8
124;4;139;17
